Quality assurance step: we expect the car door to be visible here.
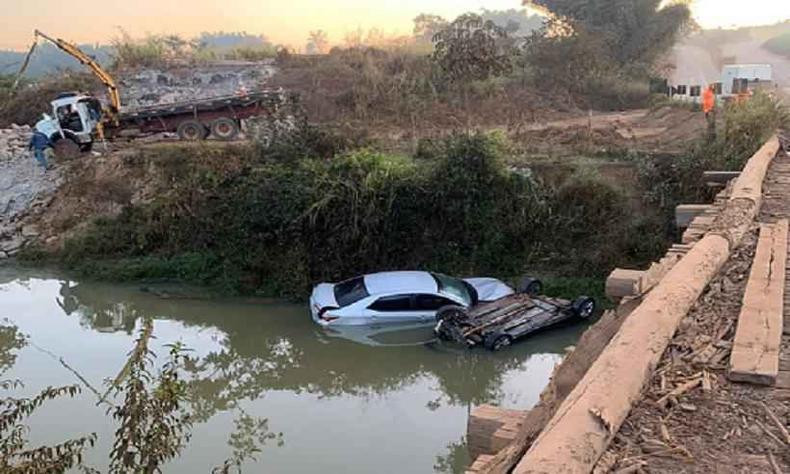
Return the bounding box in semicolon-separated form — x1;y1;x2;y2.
365;294;418;323
413;294;459;322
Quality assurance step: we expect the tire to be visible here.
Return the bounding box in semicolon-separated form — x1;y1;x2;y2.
435;305;468;323
434;305;470;343
177;120;208;141
571;297;596;320
483;332;513;352
52;137;80;159
211;117;240;141
517;277;543;296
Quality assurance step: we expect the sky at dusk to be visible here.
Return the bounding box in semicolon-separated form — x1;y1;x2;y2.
1;0;789;51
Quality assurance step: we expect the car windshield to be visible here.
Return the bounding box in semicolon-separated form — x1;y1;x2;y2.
333;277;370;307
431;273;473;306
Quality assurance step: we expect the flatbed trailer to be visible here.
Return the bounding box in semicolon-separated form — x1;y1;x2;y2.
113;90;289;141
434;290;595;351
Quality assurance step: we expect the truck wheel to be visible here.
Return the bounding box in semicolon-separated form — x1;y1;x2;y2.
571;297;596;320
52;138;80;159
177;121;208;141
211;118;240;141
483;332;513;352
518;277;543;296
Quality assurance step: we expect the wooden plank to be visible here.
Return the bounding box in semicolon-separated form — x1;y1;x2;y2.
605;269;644;300
676;204;714;228
703;171;741;184
467;405;527;459
729;220;788;385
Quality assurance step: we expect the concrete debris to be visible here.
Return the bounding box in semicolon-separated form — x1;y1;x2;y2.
119;62;277;109
0;125;32;163
0;125;62;256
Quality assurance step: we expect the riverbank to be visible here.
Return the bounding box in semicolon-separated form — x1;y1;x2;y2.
14;132;669;299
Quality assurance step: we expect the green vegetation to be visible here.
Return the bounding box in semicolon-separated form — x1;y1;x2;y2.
53;132;663;298
638;92;788;220
0;317;278;473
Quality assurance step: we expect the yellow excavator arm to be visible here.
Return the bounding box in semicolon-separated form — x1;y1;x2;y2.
15;30;122;122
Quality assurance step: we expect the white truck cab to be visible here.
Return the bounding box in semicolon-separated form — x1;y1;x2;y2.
35;93;103;151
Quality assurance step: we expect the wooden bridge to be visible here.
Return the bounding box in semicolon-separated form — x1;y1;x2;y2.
466;135;790;473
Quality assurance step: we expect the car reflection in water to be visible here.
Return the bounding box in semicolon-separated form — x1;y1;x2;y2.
46;277;587;411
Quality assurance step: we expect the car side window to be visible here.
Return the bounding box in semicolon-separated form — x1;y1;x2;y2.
368;295;413;312
415;294;455;311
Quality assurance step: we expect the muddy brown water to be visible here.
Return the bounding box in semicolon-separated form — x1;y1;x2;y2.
0;267;587;473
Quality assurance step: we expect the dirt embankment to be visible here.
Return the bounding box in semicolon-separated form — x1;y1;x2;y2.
18;142;251;253
512;105;709;156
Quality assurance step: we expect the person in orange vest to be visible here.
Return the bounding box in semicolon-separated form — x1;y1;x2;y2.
702;85;715;117
702;85;716;140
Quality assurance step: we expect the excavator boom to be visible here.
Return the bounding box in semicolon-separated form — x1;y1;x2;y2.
15;30;121;121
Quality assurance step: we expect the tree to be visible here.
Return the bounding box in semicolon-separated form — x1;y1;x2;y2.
413;14;448;43
432;13;515;127
305;30;329;54
432;13;513;84
523;0;692;67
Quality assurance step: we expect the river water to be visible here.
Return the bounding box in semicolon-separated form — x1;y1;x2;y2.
0;267;586;473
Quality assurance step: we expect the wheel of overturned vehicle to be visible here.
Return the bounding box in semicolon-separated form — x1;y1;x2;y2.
517;276;543;296
484;333;513;352
177;120;209;141
435;305;468;324
571;296;596;320
211;117;240;141
52;138;80;159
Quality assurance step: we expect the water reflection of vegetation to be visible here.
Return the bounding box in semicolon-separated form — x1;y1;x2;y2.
59;280;581;414
0;312;280;473
0;322;96;472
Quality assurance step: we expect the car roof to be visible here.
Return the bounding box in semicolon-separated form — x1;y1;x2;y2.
363;271;438;296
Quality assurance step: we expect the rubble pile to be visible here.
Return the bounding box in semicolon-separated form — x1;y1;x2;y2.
0;124;32;162
0;124;62;258
120;62;277;108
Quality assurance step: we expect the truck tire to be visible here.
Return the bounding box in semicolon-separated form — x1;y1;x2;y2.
571;297;596;320
211;118;240;141
52;137;80;159
177;121;208;141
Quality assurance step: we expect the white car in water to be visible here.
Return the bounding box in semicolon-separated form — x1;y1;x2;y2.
309;271;517;326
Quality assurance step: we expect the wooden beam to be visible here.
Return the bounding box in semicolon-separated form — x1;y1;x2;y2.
675;204;714;228
467;405;528;460
502;137;779;474
703;171;741;184
605;269;644;300
729;219;788;385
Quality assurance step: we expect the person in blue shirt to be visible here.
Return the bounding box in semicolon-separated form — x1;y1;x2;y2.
29;114;59;169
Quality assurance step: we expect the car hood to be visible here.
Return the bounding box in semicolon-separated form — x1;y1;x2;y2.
311;282;338;308
463;278;514;302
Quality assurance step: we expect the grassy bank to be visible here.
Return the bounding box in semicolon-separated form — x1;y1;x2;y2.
23;95;784;300
38;132;662;299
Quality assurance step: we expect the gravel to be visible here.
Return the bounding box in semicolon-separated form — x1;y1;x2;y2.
0;124;62;255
